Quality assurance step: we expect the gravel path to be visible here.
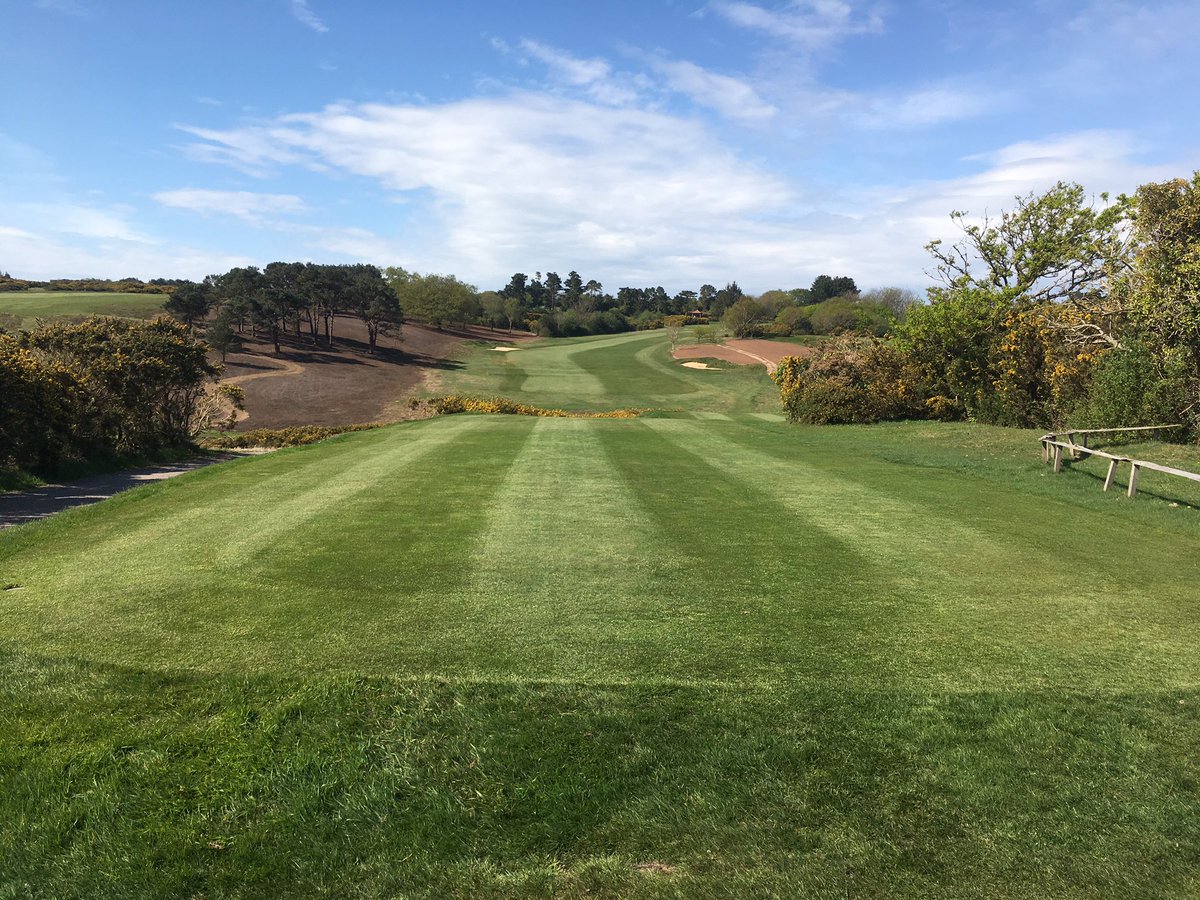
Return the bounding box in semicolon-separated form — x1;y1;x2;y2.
0;455;248;530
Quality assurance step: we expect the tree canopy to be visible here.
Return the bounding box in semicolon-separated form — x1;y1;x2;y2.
393;273;479;329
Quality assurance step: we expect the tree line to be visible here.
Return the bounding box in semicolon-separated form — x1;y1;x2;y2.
165;263;403;357
775;173;1200;437
0;274;178;294
163;262;784;344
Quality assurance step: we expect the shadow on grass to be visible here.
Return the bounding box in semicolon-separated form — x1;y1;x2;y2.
2;646;1198;897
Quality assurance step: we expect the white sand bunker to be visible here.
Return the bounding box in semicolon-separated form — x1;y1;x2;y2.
682;361;716;370
490;346;521;352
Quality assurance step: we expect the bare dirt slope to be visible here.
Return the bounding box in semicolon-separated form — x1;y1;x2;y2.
217;317;530;429
672;339;815;370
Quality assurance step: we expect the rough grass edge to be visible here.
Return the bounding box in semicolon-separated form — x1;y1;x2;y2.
199;424;382;449
422;395;644;419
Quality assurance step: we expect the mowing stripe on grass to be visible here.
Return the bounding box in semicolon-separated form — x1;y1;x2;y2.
644;418;1200;690
0;418;530;673
463;417;683;678
573;335;698;402
597;419;914;686
515;343;609;402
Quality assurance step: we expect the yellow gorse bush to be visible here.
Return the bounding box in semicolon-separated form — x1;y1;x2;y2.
430;395;641;419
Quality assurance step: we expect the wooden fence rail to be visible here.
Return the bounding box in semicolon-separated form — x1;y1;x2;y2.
1039;425;1200;498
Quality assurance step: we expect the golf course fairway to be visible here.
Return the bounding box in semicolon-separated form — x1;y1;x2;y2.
2;330;1198;898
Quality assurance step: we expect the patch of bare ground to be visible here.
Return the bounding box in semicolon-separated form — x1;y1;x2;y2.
673;339;815;370
214;317;532;429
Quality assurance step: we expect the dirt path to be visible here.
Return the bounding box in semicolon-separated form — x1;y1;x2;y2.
222;356;306;386
722;344;776;369
0;455;255;530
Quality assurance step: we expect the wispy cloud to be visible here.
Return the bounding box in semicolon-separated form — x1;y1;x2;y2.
854;86;1001;128
0;223;251;280
509;39;639;106
10;201;154;244
176;95;1179;292
153;188;309;224
179;94;793;283
289;0;327;33
503;38;775;124
652;59;776;122
709;0;884;50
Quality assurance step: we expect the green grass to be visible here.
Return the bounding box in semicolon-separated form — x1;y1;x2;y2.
436;329;781;415
758;332;834;346
0;290;164;328
0;469;44;493
3;330;1200;897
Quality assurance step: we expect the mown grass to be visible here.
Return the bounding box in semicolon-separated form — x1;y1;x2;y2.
2;330;1200;897
0;291;164;328
436;329;781;415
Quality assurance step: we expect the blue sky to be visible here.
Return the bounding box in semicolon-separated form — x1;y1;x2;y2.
2;0;1197;293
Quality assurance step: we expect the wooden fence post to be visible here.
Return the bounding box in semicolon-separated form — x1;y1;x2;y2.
1127;463;1140;498
1053;445;1063;473
1103;458;1119;492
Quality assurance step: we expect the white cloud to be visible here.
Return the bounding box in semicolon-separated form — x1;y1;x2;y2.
838;130;1181;290
0;224;250;281
512;39;639;106
10;202;153;244
178;123;311;176
153;188;309;224
177;89;1183;293
180;94;793;284
289;0;327;33
519;39;610;88
710;0;884;49
855;86;999;128
652;59;776;122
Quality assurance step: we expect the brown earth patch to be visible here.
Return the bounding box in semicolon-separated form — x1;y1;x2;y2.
673;339;815;371
215;317;532;429
727;338;816;366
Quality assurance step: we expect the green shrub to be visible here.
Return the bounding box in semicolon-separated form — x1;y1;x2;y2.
1072;342;1196;437
2;317;217;471
774;338;927;424
774;305;812;336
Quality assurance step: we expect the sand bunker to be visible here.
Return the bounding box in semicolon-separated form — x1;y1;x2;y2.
682;361;716;370
490;346;521;352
